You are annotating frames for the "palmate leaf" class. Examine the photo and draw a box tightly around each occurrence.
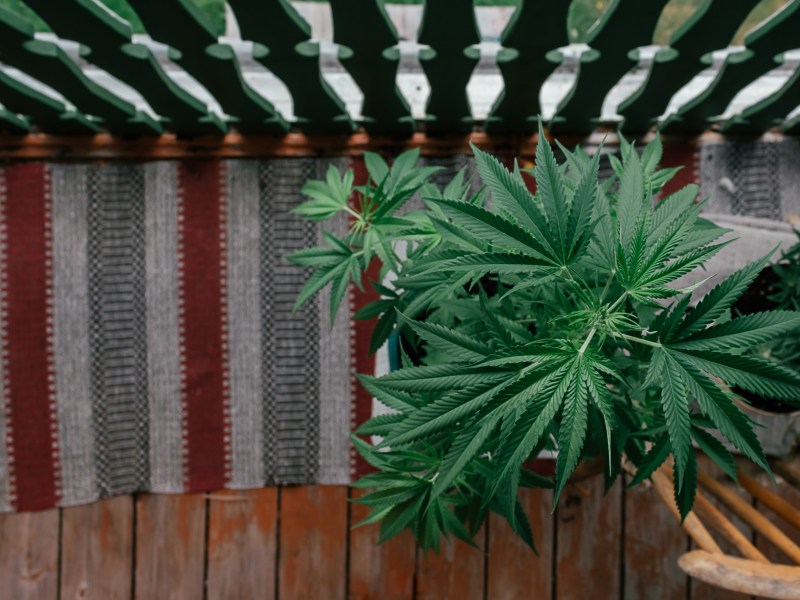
[410,252,558,277]
[357,373,418,412]
[671,311,800,351]
[431,198,558,263]
[365,363,511,394]
[491,358,579,516]
[673,451,698,521]
[535,120,571,261]
[586,184,616,271]
[383,378,517,446]
[627,434,670,487]
[378,492,427,543]
[469,143,546,241]
[355,412,406,436]
[670,349,800,402]
[649,184,700,243]
[433,360,580,497]
[554,369,589,501]
[634,210,711,288]
[397,312,492,362]
[292,255,356,321]
[675,253,774,339]
[431,410,504,499]
[616,145,645,250]
[386,355,572,450]
[691,423,737,482]
[661,352,768,471]
[564,142,601,263]
[630,241,729,297]
[292,166,354,221]
[648,347,692,486]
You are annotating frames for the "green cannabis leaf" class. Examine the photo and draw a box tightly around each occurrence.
[288,122,800,552]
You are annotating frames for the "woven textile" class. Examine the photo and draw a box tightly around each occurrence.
[0,158,358,512]
[699,138,800,220]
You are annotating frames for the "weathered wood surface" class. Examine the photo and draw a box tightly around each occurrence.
[135,493,206,600]
[207,489,278,600]
[279,486,348,600]
[487,488,554,600]
[60,496,134,600]
[0,470,798,600]
[349,488,416,600]
[555,477,623,599]
[0,508,59,600]
[624,478,688,600]
[416,526,486,600]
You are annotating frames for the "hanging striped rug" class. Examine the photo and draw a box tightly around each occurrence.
[0,158,366,513]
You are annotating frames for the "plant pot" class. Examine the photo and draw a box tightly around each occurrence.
[733,398,800,458]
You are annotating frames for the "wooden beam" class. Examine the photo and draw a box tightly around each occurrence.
[0,131,557,160]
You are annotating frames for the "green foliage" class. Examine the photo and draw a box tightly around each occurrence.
[288,123,800,552]
[741,231,800,378]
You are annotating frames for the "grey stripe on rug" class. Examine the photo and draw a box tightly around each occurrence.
[225,160,265,488]
[51,164,97,506]
[144,162,184,493]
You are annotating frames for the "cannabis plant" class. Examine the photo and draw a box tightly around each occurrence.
[288,125,800,552]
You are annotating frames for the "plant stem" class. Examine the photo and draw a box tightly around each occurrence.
[617,333,662,348]
[607,291,628,313]
[343,205,364,223]
[579,327,597,354]
[599,270,616,303]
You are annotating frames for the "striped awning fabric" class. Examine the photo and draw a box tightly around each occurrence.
[1,1,800,137]
[0,157,367,512]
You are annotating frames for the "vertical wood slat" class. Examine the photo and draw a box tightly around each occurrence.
[415,527,486,600]
[348,488,416,600]
[555,477,623,600]
[134,493,207,600]
[623,479,687,600]
[487,488,554,600]
[0,508,59,600]
[60,496,134,600]
[206,489,278,600]
[279,486,348,599]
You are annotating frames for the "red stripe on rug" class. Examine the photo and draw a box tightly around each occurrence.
[660,141,699,197]
[1,163,60,511]
[349,157,382,478]
[177,161,230,492]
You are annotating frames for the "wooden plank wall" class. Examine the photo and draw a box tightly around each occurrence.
[0,471,795,600]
